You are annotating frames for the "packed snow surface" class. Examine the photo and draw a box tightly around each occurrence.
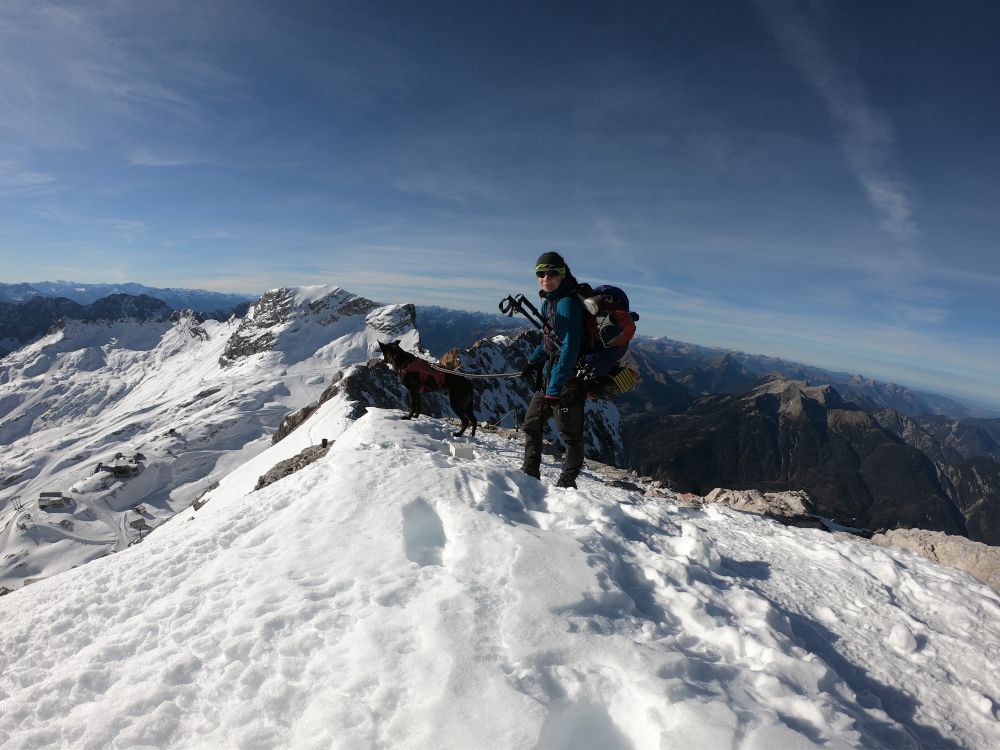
[2,409,999,749]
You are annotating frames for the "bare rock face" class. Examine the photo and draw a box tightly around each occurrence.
[365,304,418,339]
[702,488,814,519]
[870,529,1000,593]
[219,287,385,366]
[220,288,294,363]
[255,444,332,491]
[625,377,969,537]
[271,363,401,444]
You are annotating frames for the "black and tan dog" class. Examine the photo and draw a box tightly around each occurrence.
[377,340,477,437]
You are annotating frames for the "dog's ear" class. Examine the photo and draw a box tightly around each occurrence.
[393,340,401,346]
[377,340,388,354]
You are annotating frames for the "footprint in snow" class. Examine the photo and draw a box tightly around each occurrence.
[402,499,447,567]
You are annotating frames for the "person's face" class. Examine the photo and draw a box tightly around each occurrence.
[537,268,563,293]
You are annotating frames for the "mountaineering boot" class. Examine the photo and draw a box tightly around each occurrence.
[555,471,577,489]
[519,463,541,480]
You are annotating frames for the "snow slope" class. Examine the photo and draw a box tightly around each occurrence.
[0,288,424,591]
[1,406,997,749]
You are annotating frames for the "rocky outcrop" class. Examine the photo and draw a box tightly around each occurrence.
[870,529,1000,593]
[272,363,402,444]
[698,488,826,530]
[702,488,812,518]
[365,304,417,339]
[219,288,294,363]
[255,443,332,491]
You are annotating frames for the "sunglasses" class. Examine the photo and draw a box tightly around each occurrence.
[536,269,562,279]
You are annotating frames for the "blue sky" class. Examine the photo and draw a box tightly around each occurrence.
[1,1,998,409]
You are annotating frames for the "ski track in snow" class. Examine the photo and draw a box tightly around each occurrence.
[1,409,999,749]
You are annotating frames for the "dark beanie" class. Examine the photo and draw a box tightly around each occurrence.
[536,251,566,269]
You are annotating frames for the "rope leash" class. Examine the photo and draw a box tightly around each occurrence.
[427,362,523,379]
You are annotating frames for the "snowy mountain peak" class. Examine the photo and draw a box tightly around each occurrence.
[219,286,411,367]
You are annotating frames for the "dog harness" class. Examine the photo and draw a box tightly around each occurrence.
[402,358,447,392]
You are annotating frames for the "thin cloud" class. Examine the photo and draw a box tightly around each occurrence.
[109,219,146,244]
[0,1,247,148]
[128,149,207,168]
[0,160,58,196]
[754,0,918,240]
[390,170,500,206]
[191,229,235,240]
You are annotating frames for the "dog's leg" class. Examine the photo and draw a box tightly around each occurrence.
[408,379,421,420]
[448,379,475,437]
[467,395,477,438]
[400,376,418,420]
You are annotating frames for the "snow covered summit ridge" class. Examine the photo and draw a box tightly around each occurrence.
[219,286,421,366]
[0,286,424,592]
[2,407,998,749]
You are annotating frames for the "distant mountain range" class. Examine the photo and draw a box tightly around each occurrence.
[412,305,525,356]
[0,280,254,314]
[628,338,987,419]
[621,378,1000,545]
[0,282,255,358]
[2,282,998,551]
[1,281,989,420]
[2,282,999,599]
[0,294,178,357]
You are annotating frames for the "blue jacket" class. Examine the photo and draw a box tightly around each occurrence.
[528,283,584,398]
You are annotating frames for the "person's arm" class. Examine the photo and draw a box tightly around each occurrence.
[544,296,582,398]
[528,341,545,366]
[526,301,549,366]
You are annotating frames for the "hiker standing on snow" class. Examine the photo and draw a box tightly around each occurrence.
[519,252,587,489]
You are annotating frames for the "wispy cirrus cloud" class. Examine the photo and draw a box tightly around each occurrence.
[191,229,235,240]
[0,160,58,197]
[754,0,917,240]
[128,149,208,168]
[108,219,146,244]
[0,1,247,149]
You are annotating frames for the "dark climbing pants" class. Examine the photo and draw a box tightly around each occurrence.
[522,385,586,481]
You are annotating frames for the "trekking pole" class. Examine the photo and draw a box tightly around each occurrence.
[498,294,563,348]
[489,406,519,428]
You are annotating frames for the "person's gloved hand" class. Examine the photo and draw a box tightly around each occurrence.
[545,393,570,413]
[555,381,584,412]
[521,362,537,379]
